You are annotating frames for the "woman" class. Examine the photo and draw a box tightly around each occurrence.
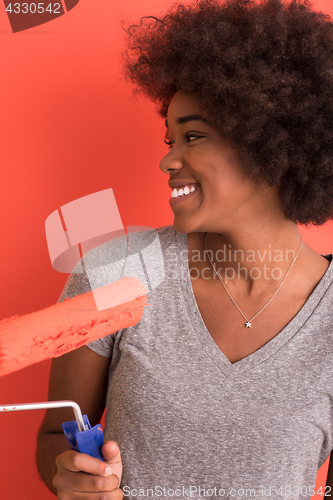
[37,0,333,498]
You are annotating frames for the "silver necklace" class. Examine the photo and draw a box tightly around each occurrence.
[204,233,303,328]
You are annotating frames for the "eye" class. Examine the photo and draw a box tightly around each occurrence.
[186,134,202,143]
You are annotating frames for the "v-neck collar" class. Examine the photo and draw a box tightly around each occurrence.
[175,228,333,378]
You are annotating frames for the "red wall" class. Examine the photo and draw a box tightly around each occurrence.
[0,0,332,498]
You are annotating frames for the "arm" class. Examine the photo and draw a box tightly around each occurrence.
[36,345,111,495]
[325,452,333,499]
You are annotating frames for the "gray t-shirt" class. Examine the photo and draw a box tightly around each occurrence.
[57,225,333,500]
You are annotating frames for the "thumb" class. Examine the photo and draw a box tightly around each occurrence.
[101,440,123,487]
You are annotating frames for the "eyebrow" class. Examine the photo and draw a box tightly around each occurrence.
[165,114,212,128]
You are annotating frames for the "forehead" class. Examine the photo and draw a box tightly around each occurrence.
[166,90,203,121]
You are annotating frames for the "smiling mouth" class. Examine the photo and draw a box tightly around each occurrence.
[169,185,201,207]
[171,184,201,199]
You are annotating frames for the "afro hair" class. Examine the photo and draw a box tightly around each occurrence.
[121,0,333,225]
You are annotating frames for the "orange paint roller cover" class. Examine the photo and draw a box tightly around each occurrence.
[0,276,149,377]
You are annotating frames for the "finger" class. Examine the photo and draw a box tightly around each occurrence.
[101,441,121,463]
[63,488,123,499]
[56,450,114,477]
[101,441,123,487]
[53,468,120,493]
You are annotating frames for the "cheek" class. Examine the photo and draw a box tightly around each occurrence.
[205,170,236,195]
[203,176,250,210]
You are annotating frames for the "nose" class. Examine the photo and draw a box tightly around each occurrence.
[159,150,184,174]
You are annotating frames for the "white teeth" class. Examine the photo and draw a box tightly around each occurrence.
[171,185,200,198]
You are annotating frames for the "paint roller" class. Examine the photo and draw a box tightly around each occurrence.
[0,401,105,460]
[0,278,149,377]
[0,401,104,462]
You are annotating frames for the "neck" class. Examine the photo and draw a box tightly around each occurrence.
[195,220,304,295]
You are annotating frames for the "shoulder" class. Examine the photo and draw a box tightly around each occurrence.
[85,224,176,258]
[57,225,178,303]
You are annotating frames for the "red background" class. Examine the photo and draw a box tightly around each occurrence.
[0,0,332,498]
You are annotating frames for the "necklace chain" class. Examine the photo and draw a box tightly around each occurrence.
[203,234,303,328]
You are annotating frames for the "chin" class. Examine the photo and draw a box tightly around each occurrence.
[172,216,200,235]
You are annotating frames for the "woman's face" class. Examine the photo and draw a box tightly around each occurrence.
[159,90,279,235]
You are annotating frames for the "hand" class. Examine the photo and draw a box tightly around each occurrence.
[53,440,123,499]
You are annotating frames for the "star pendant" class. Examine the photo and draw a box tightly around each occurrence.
[245,321,252,328]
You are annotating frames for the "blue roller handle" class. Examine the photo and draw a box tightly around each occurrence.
[62,415,104,461]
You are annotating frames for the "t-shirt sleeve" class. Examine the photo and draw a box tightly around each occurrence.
[56,260,115,357]
[56,228,162,358]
